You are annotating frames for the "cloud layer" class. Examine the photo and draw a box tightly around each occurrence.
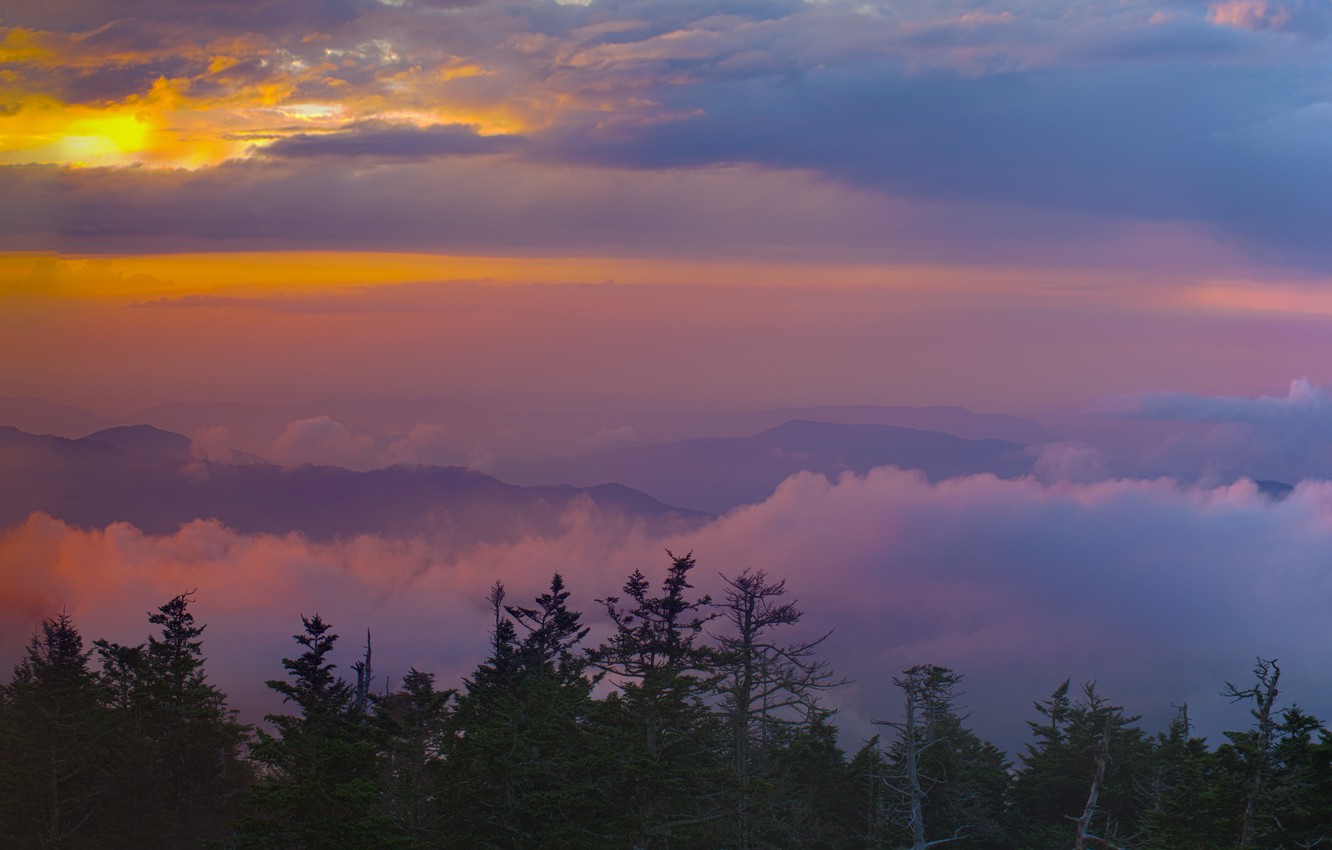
[5,0,1332,268]
[4,466,1329,752]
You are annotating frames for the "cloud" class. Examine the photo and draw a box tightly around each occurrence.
[268,416,460,469]
[3,467,1330,753]
[1062,379,1332,484]
[258,122,525,160]
[379,422,457,466]
[271,416,382,467]
[1126,376,1332,425]
[1031,441,1110,484]
[1208,1,1331,37]
[6,0,1332,267]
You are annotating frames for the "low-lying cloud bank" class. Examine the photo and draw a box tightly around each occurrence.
[2,467,1328,752]
[1079,378,1332,483]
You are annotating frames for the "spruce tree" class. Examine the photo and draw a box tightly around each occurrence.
[1010,681,1150,850]
[377,668,453,847]
[0,613,114,850]
[145,592,249,845]
[237,614,401,850]
[587,552,722,849]
[875,665,1009,850]
[441,576,610,849]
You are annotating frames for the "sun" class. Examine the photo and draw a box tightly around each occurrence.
[0,101,152,167]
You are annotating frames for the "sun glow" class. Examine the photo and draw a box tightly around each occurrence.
[0,100,152,167]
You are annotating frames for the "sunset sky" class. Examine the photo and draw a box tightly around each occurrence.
[3,0,1332,410]
[5,0,1332,747]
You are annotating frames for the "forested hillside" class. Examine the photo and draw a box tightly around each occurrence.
[2,555,1328,850]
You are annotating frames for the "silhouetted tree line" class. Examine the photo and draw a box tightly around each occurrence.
[2,554,1330,849]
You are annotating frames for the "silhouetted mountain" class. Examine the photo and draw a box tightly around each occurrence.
[0,397,115,437]
[84,425,193,459]
[0,425,122,460]
[747,405,1057,444]
[112,397,1057,466]
[496,419,1034,513]
[0,427,706,542]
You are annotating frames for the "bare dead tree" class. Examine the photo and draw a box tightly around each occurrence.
[710,569,848,850]
[1224,658,1281,850]
[352,629,373,716]
[874,665,971,850]
[1074,714,1113,850]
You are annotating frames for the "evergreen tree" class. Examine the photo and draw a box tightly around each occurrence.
[588,551,722,849]
[237,614,401,850]
[1139,705,1239,850]
[1264,705,1332,850]
[87,593,248,848]
[875,665,1009,850]
[91,634,165,849]
[1222,658,1283,849]
[0,613,113,850]
[762,709,861,850]
[441,577,611,849]
[377,668,453,848]
[145,592,249,845]
[1010,681,1150,850]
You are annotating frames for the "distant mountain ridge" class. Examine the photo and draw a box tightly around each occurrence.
[1,395,1057,466]
[745,405,1057,444]
[0,398,115,437]
[496,419,1035,513]
[0,426,706,543]
[84,425,193,459]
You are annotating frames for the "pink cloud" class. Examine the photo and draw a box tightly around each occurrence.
[1208,1,1291,30]
[2,469,1330,750]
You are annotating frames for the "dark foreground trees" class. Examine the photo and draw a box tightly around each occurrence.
[439,575,611,849]
[237,614,399,850]
[588,551,722,848]
[0,597,247,850]
[2,564,1330,850]
[873,665,1010,850]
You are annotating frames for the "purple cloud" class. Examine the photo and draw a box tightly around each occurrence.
[3,467,1330,753]
[258,122,524,159]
